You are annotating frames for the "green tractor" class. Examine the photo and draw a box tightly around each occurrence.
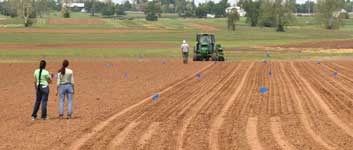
[193,33,225,61]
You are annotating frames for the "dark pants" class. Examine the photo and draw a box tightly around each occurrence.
[32,86,49,119]
[182,52,189,64]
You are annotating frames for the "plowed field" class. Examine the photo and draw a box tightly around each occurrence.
[1,60,353,150]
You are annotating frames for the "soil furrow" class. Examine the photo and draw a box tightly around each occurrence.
[69,63,214,150]
[107,121,140,150]
[137,122,160,149]
[176,63,243,150]
[270,117,297,150]
[209,62,255,150]
[101,63,236,150]
[291,62,353,140]
[283,62,336,150]
[246,117,264,150]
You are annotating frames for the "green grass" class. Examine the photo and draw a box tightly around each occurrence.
[0,48,178,57]
[0,13,353,62]
[1,48,351,62]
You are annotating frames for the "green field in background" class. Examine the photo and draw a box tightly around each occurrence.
[0,12,353,61]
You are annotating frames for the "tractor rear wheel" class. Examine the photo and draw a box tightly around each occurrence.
[193,55,197,61]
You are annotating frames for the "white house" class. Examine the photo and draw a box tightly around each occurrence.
[226,6,246,17]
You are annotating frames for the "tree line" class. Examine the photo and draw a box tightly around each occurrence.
[0,0,351,31]
[238,0,351,31]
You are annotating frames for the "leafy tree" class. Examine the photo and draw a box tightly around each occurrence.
[316,0,345,29]
[33,0,50,18]
[102,2,115,17]
[295,1,315,13]
[183,2,195,17]
[116,4,126,16]
[217,0,230,17]
[240,0,261,26]
[227,8,240,31]
[195,3,208,18]
[61,0,71,18]
[344,0,353,12]
[176,0,187,16]
[144,1,161,21]
[123,0,132,11]
[258,0,294,32]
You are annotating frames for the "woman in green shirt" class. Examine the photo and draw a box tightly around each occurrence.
[31,60,52,120]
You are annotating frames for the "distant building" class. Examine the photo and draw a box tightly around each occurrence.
[64,3,85,8]
[226,6,246,17]
[207,14,215,18]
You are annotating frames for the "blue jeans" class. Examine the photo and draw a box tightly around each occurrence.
[59,84,74,116]
[32,86,49,119]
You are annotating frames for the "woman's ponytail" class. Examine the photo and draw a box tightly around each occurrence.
[59,59,69,75]
[37,60,46,92]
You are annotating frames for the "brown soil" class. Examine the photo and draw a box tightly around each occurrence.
[0,43,175,50]
[48,19,105,25]
[1,60,353,150]
[0,28,173,34]
[189,23,219,31]
[276,39,353,49]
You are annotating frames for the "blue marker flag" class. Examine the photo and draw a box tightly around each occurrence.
[152,94,159,101]
[317,61,321,64]
[196,73,201,79]
[333,71,338,77]
[124,72,128,78]
[260,87,268,94]
[269,71,272,76]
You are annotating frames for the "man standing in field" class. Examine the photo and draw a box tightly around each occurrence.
[181,40,190,64]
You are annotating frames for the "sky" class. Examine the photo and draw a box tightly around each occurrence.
[110,0,316,5]
[0,0,315,5]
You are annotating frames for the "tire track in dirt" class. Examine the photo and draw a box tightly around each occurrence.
[107,121,140,150]
[246,117,264,150]
[136,122,160,149]
[282,62,336,150]
[270,117,297,150]
[291,62,353,138]
[69,63,213,150]
[176,63,243,150]
[209,62,255,150]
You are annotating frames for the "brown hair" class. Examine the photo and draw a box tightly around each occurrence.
[59,59,69,75]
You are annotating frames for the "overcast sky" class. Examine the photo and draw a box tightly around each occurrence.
[111,0,316,5]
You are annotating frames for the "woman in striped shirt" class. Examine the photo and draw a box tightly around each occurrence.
[56,60,75,119]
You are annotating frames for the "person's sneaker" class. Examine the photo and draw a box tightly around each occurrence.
[41,116,50,120]
[67,115,72,119]
[31,117,36,121]
[59,115,64,119]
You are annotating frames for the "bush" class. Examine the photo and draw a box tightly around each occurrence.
[62,7,71,18]
[144,1,161,21]
[102,5,115,17]
[63,11,70,18]
[24,19,33,27]
[146,13,158,21]
[340,12,350,19]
